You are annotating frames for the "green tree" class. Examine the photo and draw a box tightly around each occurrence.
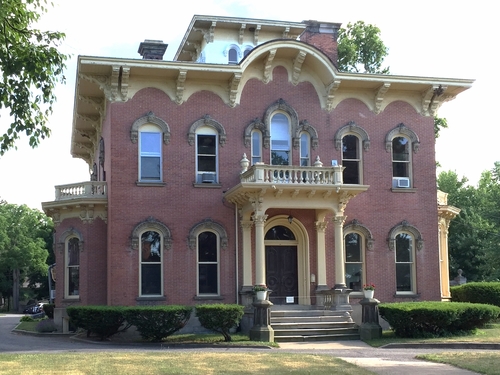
[337,21,390,74]
[0,202,52,311]
[0,0,68,155]
[434,116,448,139]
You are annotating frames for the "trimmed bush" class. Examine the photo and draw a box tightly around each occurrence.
[451,282,500,307]
[123,306,192,342]
[20,315,35,322]
[43,304,55,319]
[67,306,129,340]
[36,319,57,333]
[196,304,244,342]
[379,301,500,338]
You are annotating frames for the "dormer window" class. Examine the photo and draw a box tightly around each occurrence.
[228,47,238,64]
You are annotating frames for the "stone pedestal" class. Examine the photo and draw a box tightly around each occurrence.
[249,299,274,342]
[359,297,382,340]
[332,285,353,312]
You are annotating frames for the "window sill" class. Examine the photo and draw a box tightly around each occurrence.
[62,297,80,302]
[136,181,166,187]
[194,295,224,300]
[391,188,417,193]
[393,293,420,299]
[193,183,222,188]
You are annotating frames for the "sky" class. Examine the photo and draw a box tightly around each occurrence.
[0,0,497,210]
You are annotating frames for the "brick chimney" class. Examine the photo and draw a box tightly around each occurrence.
[299,21,341,64]
[138,40,168,60]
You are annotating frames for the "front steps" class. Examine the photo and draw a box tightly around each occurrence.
[270,307,360,342]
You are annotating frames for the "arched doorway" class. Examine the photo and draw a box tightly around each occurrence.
[264,216,310,305]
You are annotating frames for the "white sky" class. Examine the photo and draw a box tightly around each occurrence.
[0,0,497,210]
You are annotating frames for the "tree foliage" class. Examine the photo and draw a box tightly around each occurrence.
[0,0,68,155]
[337,21,390,74]
[0,201,52,309]
[438,162,500,281]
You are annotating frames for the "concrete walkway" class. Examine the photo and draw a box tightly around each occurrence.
[278,340,481,374]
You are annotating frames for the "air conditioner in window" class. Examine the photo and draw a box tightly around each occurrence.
[393,177,410,188]
[201,173,216,183]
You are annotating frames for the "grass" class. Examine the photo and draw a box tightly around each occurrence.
[417,352,500,375]
[0,352,376,375]
[364,323,500,347]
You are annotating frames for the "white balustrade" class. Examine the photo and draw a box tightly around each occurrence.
[240,164,344,185]
[54,181,107,201]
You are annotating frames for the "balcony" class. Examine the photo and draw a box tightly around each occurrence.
[42,181,108,224]
[224,159,369,212]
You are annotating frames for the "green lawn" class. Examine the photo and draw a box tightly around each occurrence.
[0,352,376,375]
[417,352,500,375]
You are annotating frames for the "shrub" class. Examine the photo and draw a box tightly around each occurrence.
[451,282,500,307]
[36,319,57,333]
[196,304,244,342]
[123,306,192,342]
[66,306,129,340]
[20,315,34,322]
[43,304,55,319]
[379,301,500,338]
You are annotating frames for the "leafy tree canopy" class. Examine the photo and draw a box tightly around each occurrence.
[0,0,68,156]
[337,20,390,74]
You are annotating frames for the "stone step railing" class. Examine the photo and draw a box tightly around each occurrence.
[54,181,107,201]
[240,163,344,185]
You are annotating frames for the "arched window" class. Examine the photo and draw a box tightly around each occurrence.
[140,230,163,296]
[251,130,262,164]
[139,124,162,182]
[196,126,218,183]
[66,237,80,298]
[386,123,419,189]
[300,132,310,166]
[197,231,219,295]
[228,47,238,64]
[270,113,291,165]
[342,135,361,184]
[344,232,364,292]
[394,232,415,293]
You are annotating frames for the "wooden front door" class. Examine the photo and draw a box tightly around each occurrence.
[265,246,298,304]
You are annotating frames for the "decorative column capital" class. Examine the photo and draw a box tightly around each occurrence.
[333,215,347,226]
[314,220,328,232]
[252,214,268,225]
[240,220,254,230]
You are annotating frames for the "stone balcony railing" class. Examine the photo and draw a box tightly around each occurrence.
[240,159,344,186]
[54,181,107,201]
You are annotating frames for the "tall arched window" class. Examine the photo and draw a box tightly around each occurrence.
[344,232,364,292]
[139,124,162,182]
[197,231,219,295]
[228,47,238,64]
[392,136,411,187]
[395,232,415,293]
[66,237,80,299]
[270,113,291,165]
[140,230,163,296]
[342,135,361,184]
[300,133,310,166]
[196,126,218,183]
[251,130,262,164]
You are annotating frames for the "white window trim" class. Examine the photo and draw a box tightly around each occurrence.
[139,124,162,182]
[195,126,218,184]
[65,237,80,299]
[139,230,164,297]
[196,231,220,296]
[344,231,365,295]
[342,134,363,184]
[394,231,416,295]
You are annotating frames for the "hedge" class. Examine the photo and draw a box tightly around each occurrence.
[451,282,500,307]
[379,301,500,338]
[123,305,192,342]
[196,304,244,342]
[66,306,129,340]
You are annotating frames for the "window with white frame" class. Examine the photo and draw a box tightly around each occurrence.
[140,230,163,296]
[65,237,80,298]
[196,126,218,183]
[392,136,411,187]
[270,113,291,165]
[395,232,415,293]
[139,124,162,182]
[251,130,262,164]
[300,133,310,166]
[197,231,219,295]
[342,134,361,184]
[344,232,364,292]
[228,47,238,64]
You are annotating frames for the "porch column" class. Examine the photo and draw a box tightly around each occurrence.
[314,220,328,287]
[252,214,268,286]
[333,214,347,287]
[241,220,254,287]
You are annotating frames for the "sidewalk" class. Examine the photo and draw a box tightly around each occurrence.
[278,340,481,375]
